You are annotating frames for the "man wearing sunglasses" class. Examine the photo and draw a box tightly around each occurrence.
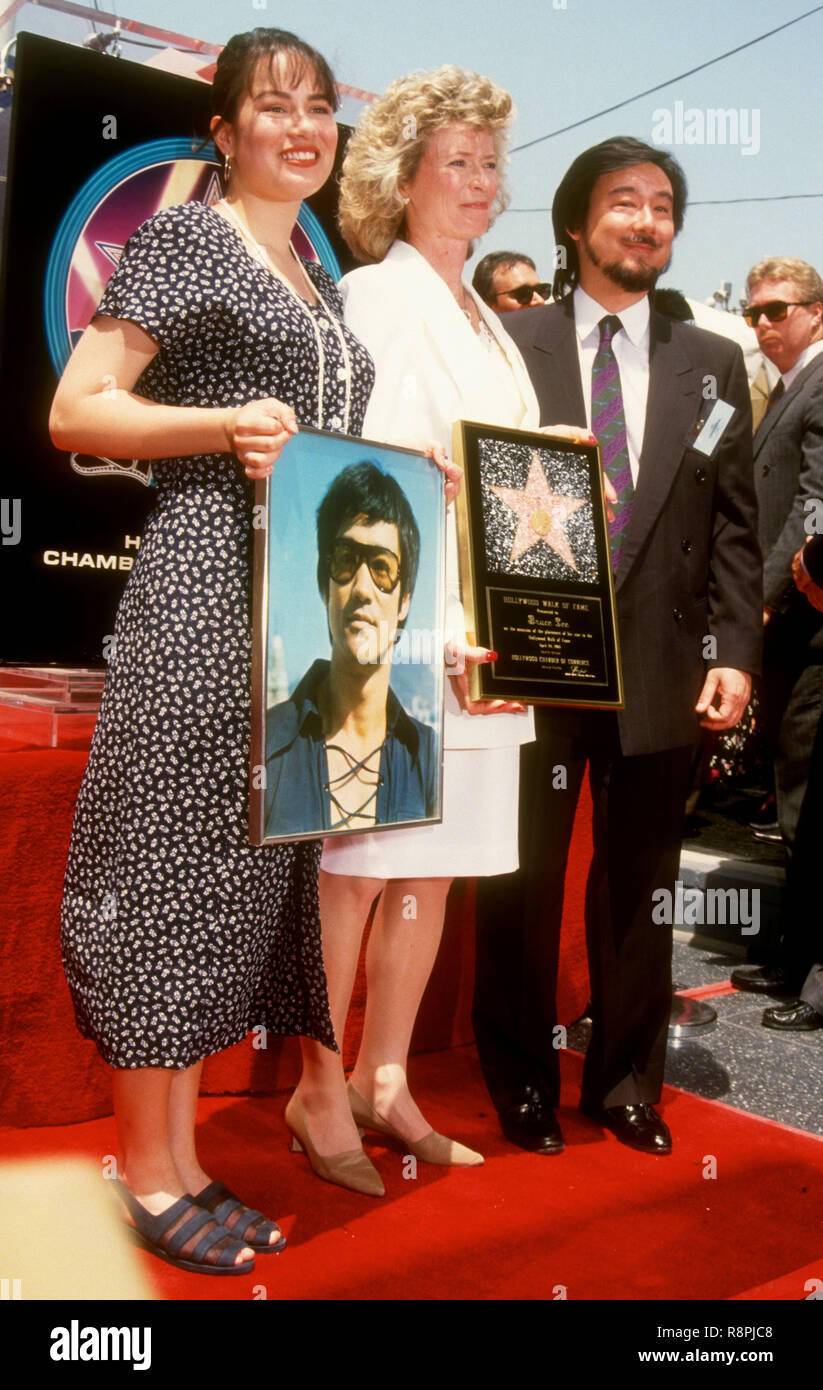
[472,251,551,313]
[760,535,823,1033]
[264,460,437,839]
[730,258,823,1000]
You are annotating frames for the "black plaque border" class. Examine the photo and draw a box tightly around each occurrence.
[0,33,356,668]
[453,419,624,707]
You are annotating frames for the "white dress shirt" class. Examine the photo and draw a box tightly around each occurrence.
[573,285,651,485]
[781,337,823,392]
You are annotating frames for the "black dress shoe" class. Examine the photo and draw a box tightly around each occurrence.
[499,1086,564,1154]
[581,1103,672,1155]
[748,801,777,830]
[730,963,792,995]
[762,999,823,1031]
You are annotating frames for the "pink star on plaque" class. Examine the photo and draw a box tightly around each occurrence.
[490,452,587,570]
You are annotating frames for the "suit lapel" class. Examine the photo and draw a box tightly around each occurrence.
[469,288,539,425]
[615,313,701,590]
[528,300,588,425]
[529,305,700,592]
[753,351,823,458]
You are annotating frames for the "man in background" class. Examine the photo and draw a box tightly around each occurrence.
[762,535,823,1032]
[731,258,823,999]
[472,251,550,313]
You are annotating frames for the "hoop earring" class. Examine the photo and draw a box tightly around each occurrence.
[223,154,232,186]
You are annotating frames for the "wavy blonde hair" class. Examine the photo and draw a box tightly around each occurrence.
[747,256,823,305]
[338,65,513,264]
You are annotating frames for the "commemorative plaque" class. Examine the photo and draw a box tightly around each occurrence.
[453,421,623,707]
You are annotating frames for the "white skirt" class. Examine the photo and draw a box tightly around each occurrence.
[320,744,521,879]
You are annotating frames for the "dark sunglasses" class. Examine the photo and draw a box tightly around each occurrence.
[328,538,401,594]
[742,299,815,326]
[497,281,552,306]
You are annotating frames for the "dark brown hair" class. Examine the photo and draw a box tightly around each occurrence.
[472,251,536,304]
[211,27,338,127]
[552,136,687,299]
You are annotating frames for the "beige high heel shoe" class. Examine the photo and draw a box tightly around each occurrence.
[284,1094,385,1197]
[347,1082,484,1166]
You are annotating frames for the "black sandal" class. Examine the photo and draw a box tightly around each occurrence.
[193,1180,286,1254]
[113,1180,255,1276]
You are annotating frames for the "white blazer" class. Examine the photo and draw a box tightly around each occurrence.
[341,240,539,750]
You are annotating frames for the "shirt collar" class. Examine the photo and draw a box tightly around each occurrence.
[274,658,421,754]
[781,338,823,391]
[573,284,650,347]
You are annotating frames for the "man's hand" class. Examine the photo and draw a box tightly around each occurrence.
[424,441,462,505]
[538,426,617,519]
[601,471,617,522]
[695,667,752,730]
[792,543,823,612]
[446,641,527,716]
[539,424,597,445]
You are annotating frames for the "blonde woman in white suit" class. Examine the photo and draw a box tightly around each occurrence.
[285,67,552,1191]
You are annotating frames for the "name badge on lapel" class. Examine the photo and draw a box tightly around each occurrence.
[688,399,736,457]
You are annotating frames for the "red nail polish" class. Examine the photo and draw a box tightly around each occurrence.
[486,651,498,662]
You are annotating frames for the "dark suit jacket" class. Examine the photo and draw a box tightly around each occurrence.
[506,297,762,756]
[753,350,823,653]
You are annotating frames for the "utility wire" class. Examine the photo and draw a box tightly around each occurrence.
[117,35,201,51]
[690,193,823,206]
[511,4,823,152]
[507,192,823,212]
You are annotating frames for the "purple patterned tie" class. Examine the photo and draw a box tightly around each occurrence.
[591,314,634,572]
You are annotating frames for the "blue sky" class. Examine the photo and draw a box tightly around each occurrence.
[9,0,823,305]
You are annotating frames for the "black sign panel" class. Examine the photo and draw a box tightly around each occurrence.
[0,33,353,666]
[454,420,624,707]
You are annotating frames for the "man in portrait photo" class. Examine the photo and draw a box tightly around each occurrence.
[264,461,438,839]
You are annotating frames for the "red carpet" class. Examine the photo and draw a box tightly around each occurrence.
[3,1046,821,1302]
[0,742,592,1126]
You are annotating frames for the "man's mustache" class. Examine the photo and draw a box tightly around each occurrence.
[343,606,378,627]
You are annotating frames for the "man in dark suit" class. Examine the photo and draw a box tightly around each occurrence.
[730,259,823,1000]
[472,251,550,313]
[762,535,823,1032]
[473,136,762,1156]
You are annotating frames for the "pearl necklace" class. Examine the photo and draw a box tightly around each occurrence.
[457,284,489,338]
[457,285,474,322]
[215,199,352,433]
[454,280,503,353]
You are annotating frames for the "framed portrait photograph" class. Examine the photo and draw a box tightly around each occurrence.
[453,420,624,708]
[250,428,447,845]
